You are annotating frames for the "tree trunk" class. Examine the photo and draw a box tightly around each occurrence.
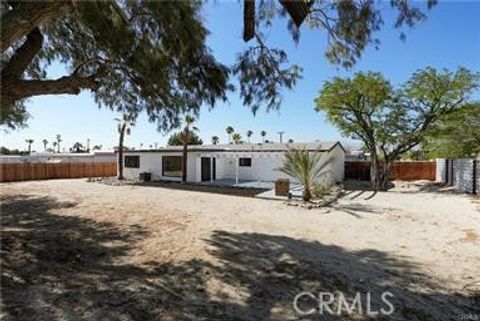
[118,124,126,180]
[377,159,392,191]
[369,149,381,191]
[181,141,188,183]
[1,2,73,53]
[303,186,312,202]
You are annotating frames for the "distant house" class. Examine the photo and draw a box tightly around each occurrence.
[121,141,345,185]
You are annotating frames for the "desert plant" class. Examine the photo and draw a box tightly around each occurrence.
[279,148,332,202]
[115,113,136,180]
[226,126,234,143]
[246,130,253,143]
[232,133,242,144]
[25,139,34,154]
[260,130,267,143]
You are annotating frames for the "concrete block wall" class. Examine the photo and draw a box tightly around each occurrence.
[437,158,479,194]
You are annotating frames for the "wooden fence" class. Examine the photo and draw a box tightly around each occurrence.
[345,161,436,181]
[0,162,117,182]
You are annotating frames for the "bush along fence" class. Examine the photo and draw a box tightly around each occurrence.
[436,158,479,195]
[345,161,436,181]
[0,161,117,182]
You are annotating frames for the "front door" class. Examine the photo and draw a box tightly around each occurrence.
[201,157,216,181]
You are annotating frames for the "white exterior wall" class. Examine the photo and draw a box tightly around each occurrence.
[122,144,345,185]
[210,144,345,185]
[435,158,446,183]
[122,152,198,182]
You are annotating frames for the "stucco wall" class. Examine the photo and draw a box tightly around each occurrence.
[122,152,197,181]
[122,145,346,185]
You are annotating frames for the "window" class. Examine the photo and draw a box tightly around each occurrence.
[162,156,182,177]
[239,157,252,167]
[125,155,140,168]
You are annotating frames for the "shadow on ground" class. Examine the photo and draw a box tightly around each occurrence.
[1,194,478,320]
[132,180,268,198]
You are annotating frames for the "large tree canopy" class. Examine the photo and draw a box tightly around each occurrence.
[423,103,480,158]
[315,67,479,190]
[1,1,436,129]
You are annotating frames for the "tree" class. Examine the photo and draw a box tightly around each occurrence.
[211,136,219,145]
[55,134,62,153]
[279,148,332,202]
[42,139,48,151]
[92,145,102,151]
[423,103,480,158]
[86,138,90,152]
[232,133,243,144]
[315,68,479,191]
[115,113,135,180]
[1,1,436,129]
[25,139,34,154]
[168,132,203,146]
[246,130,253,143]
[70,142,86,153]
[288,139,294,143]
[260,130,267,143]
[179,115,198,183]
[226,126,235,144]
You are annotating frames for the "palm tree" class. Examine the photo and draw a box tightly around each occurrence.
[246,130,253,143]
[55,134,62,153]
[180,115,198,183]
[232,133,242,144]
[53,141,58,152]
[260,130,267,143]
[278,148,332,202]
[211,136,219,145]
[226,126,234,144]
[25,139,34,154]
[115,113,136,180]
[42,139,48,151]
[86,138,91,152]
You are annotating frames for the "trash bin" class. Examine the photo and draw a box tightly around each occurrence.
[139,172,151,182]
[275,178,290,196]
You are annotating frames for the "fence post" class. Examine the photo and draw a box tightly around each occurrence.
[445,159,449,184]
[473,159,477,195]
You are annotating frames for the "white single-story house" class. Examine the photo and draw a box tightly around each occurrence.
[120,141,345,186]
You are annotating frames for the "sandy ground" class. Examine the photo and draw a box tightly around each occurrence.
[1,179,479,321]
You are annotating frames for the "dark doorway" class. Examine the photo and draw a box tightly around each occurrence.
[201,157,216,181]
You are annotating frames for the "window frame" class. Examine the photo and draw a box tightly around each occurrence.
[239,157,252,167]
[162,155,183,177]
[124,155,140,168]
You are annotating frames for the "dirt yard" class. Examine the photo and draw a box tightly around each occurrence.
[1,179,479,321]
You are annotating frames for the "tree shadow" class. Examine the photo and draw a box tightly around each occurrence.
[1,195,478,320]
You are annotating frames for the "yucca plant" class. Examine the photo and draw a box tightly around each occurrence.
[279,148,332,202]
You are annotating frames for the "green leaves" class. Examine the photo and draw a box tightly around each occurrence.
[423,103,480,158]
[279,148,332,201]
[315,67,479,159]
[233,45,302,114]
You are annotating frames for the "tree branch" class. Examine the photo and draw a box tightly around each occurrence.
[1,1,73,53]
[2,74,99,109]
[2,28,43,80]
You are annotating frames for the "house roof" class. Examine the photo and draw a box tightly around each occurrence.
[123,141,345,153]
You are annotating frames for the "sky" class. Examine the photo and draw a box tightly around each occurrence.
[2,1,480,152]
